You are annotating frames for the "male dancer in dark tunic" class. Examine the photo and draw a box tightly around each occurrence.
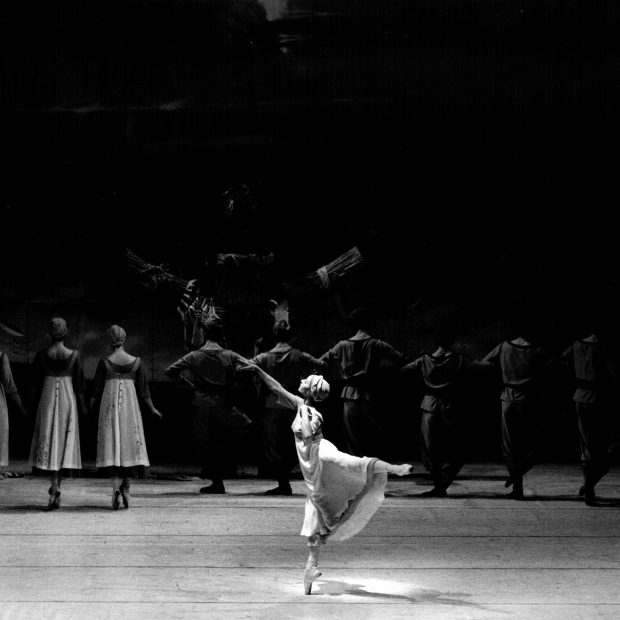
[401,324,466,497]
[320,308,407,457]
[250,320,326,495]
[165,318,249,494]
[560,324,618,505]
[480,318,549,499]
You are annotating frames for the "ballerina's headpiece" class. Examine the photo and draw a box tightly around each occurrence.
[305,374,330,402]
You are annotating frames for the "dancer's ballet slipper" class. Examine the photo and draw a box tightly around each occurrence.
[304,567,322,595]
[47,487,61,511]
[112,489,121,511]
[394,464,414,476]
[120,485,130,508]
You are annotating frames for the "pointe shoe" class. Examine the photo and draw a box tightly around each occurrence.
[584,488,596,506]
[399,464,414,476]
[578,485,585,497]
[504,476,513,488]
[392,464,414,476]
[112,490,121,510]
[120,485,130,509]
[304,567,322,595]
[47,487,61,511]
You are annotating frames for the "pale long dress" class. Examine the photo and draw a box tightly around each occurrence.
[0,351,20,467]
[286,393,387,543]
[29,350,83,471]
[95,357,150,469]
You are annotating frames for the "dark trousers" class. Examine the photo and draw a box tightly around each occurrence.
[192,405,229,483]
[501,399,540,486]
[420,410,465,489]
[342,398,383,457]
[260,407,297,483]
[576,401,610,491]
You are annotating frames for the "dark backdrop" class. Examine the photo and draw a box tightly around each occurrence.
[1,0,618,468]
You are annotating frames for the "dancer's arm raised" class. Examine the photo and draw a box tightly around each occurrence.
[244,362,302,410]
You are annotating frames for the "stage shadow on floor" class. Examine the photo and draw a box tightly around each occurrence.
[314,580,497,612]
[0,504,115,513]
[385,489,586,501]
[521,494,590,503]
[588,498,620,508]
[450,475,512,482]
[132,491,304,498]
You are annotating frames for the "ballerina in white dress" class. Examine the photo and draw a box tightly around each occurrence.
[250,366,413,595]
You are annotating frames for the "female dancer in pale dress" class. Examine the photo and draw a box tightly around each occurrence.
[29,317,86,510]
[0,350,28,477]
[91,325,163,509]
[250,366,413,595]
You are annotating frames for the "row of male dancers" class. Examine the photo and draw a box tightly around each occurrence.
[1,308,616,509]
[178,304,618,506]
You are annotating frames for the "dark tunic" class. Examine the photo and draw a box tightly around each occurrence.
[320,336,406,457]
[404,351,466,487]
[320,337,406,400]
[561,339,614,487]
[251,343,326,480]
[165,341,249,480]
[251,343,326,409]
[483,341,549,482]
[407,351,465,412]
[483,341,548,402]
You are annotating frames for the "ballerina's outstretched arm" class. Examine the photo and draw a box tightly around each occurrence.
[242,361,303,411]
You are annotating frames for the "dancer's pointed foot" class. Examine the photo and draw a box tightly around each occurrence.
[419,487,447,497]
[578,485,585,497]
[393,464,414,476]
[304,567,322,595]
[504,476,513,488]
[264,484,292,496]
[120,485,130,508]
[112,490,121,510]
[584,488,596,506]
[199,483,225,494]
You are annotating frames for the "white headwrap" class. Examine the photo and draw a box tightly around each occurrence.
[305,374,330,402]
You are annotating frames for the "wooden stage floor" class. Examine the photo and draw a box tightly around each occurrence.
[0,463,619,619]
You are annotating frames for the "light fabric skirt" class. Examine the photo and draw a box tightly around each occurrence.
[297,437,387,542]
[29,377,82,471]
[96,379,149,468]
